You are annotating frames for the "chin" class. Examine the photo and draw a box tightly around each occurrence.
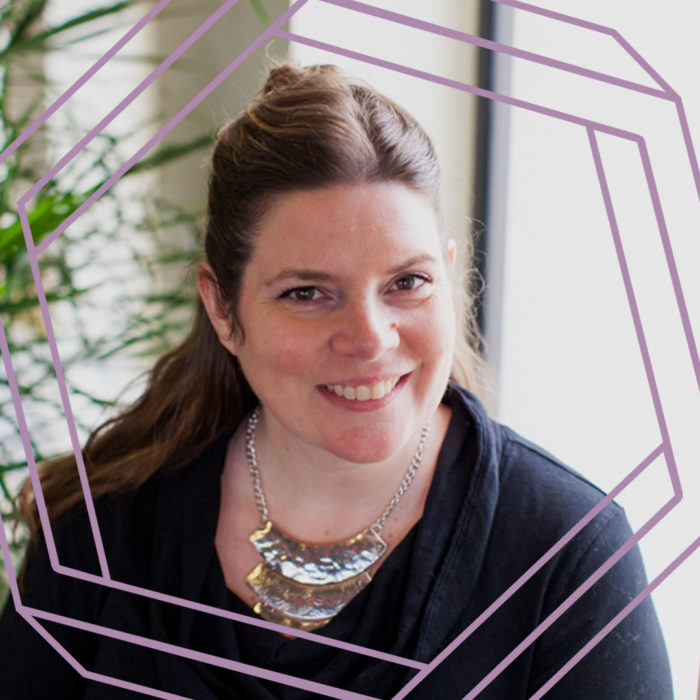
[323,425,411,465]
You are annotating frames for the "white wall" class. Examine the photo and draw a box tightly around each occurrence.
[289,0,482,254]
[13,0,696,694]
[292,1,699,695]
[489,2,700,697]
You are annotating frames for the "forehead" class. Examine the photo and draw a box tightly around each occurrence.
[249,182,442,272]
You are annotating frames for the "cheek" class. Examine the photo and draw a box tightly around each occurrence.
[410,298,456,361]
[241,316,323,381]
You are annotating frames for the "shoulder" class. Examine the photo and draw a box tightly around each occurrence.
[428,386,672,697]
[440,384,641,618]
[497,426,623,538]
[445,384,623,545]
[24,429,232,589]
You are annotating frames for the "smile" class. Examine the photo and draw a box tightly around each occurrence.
[324,377,400,401]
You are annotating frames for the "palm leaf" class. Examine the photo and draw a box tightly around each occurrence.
[248,0,271,24]
[0,1,134,59]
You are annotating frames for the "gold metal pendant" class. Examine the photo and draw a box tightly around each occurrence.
[252,600,328,632]
[245,521,385,630]
[249,520,386,584]
[246,561,372,631]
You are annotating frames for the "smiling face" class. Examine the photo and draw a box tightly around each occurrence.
[201,182,456,465]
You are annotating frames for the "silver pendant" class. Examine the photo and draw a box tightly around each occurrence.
[243,407,430,631]
[249,520,386,584]
[246,561,372,631]
[245,520,385,630]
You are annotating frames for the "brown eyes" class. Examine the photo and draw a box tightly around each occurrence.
[391,273,431,291]
[280,274,432,303]
[281,287,323,302]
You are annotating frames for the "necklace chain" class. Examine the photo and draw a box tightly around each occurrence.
[245,406,431,533]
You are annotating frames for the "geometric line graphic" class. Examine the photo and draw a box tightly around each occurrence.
[527,537,699,699]
[0,0,175,167]
[13,0,314,589]
[1,0,697,697]
[280,13,692,690]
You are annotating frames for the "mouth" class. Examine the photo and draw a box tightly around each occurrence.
[321,375,405,402]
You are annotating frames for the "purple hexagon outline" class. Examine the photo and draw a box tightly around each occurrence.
[0,0,697,697]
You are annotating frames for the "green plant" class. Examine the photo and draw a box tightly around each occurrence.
[0,0,278,606]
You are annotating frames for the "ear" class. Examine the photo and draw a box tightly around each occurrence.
[197,263,238,355]
[447,238,457,267]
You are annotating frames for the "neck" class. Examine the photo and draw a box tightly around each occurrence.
[245,405,449,541]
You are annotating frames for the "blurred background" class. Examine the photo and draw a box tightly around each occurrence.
[1,0,698,696]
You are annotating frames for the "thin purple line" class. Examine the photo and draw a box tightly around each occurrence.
[11,3,423,676]
[42,565,425,670]
[320,0,670,100]
[276,30,643,144]
[19,0,243,211]
[52,565,424,669]
[19,612,89,677]
[492,0,700,202]
[0,315,64,572]
[3,2,693,696]
[25,608,377,700]
[1,498,408,694]
[464,494,680,698]
[0,495,20,608]
[636,136,700,398]
[608,30,674,93]
[327,0,700,205]
[491,0,677,94]
[32,0,309,257]
[1,307,423,666]
[491,0,619,37]
[18,218,111,579]
[0,491,422,672]
[25,0,312,596]
[11,24,679,687]
[490,0,700,265]
[390,444,664,699]
[0,0,174,166]
[20,613,191,700]
[587,129,682,499]
[674,98,700,208]
[449,127,690,698]
[1,0,431,674]
[529,536,700,699]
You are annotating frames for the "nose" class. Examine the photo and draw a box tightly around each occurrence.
[329,297,399,359]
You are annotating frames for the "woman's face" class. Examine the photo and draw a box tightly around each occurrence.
[205,182,456,464]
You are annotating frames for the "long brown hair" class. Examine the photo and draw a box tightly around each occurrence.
[19,63,487,544]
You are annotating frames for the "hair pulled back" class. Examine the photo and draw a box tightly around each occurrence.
[19,64,482,549]
[206,63,442,339]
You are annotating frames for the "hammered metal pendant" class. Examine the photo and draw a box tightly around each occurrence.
[249,520,386,584]
[246,561,372,631]
[245,521,385,630]
[252,600,330,632]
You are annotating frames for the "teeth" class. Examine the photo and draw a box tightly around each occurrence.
[326,377,400,401]
[356,385,371,401]
[370,382,385,400]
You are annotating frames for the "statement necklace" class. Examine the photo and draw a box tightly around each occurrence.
[244,406,431,631]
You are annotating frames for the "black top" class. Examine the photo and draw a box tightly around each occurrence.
[0,386,672,698]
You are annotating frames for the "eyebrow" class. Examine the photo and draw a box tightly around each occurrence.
[263,269,334,287]
[388,254,439,274]
[263,254,440,288]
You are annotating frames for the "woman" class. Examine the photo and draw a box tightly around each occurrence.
[0,64,671,698]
